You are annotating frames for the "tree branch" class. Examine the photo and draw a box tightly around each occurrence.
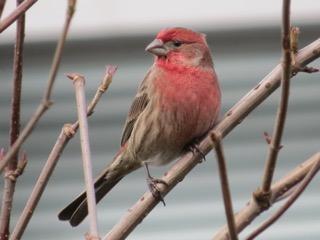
[213,153,320,240]
[0,0,37,33]
[261,0,292,195]
[211,133,238,240]
[104,38,320,240]
[44,0,76,101]
[0,0,25,238]
[69,73,100,239]
[245,154,320,239]
[9,66,116,240]
[0,0,77,173]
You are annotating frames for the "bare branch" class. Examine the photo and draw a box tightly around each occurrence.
[290,26,300,64]
[87,66,117,116]
[0,0,25,238]
[104,39,320,240]
[69,73,100,239]
[213,153,320,240]
[210,132,238,240]
[261,0,292,196]
[9,66,116,240]
[289,27,319,73]
[245,154,320,240]
[0,0,77,173]
[0,0,37,33]
[44,0,76,101]
[294,65,319,73]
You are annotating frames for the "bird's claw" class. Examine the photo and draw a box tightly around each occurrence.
[147,177,168,206]
[188,144,206,162]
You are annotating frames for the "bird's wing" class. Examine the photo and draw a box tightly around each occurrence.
[120,70,151,146]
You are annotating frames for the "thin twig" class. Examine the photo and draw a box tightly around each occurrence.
[261,0,292,197]
[213,153,320,240]
[0,0,6,19]
[0,0,37,33]
[245,154,320,240]
[104,39,320,240]
[210,133,238,240]
[0,0,25,238]
[44,0,76,101]
[290,26,300,65]
[9,66,116,240]
[0,0,76,173]
[69,73,100,239]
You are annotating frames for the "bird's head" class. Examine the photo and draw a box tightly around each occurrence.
[145,27,213,68]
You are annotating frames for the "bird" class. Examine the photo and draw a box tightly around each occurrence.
[58,27,221,226]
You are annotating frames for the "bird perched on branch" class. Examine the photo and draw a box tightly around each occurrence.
[58,27,221,226]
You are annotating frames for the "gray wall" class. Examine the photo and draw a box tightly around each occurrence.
[0,25,319,239]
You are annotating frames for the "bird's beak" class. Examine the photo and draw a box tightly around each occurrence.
[145,39,168,56]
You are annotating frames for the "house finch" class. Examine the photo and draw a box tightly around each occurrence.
[58,27,221,226]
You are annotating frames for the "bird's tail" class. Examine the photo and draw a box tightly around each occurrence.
[58,150,139,227]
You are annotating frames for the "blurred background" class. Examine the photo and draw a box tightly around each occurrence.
[0,0,320,239]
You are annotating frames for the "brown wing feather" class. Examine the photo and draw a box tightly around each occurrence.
[120,71,151,146]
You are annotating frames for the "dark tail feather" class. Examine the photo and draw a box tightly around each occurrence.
[58,174,122,226]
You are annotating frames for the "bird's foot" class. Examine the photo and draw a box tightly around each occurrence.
[188,143,206,163]
[147,176,168,206]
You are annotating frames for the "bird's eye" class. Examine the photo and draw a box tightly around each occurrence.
[173,41,182,47]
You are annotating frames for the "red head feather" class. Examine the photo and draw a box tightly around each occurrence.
[156,27,206,44]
